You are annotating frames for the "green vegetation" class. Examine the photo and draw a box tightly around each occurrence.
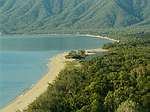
[0,0,150,34]
[24,35,150,112]
[1,1,150,111]
[65,50,86,59]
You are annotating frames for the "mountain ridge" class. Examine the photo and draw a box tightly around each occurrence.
[0,0,150,34]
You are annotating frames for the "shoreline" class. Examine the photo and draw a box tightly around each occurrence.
[1,48,107,112]
[79,34,119,42]
[1,52,69,112]
[0,33,119,42]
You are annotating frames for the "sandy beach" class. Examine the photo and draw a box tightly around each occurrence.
[80,34,120,42]
[1,52,69,112]
[1,48,107,112]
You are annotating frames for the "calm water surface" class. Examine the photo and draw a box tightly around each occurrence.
[0,35,112,108]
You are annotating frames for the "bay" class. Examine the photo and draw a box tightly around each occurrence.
[0,34,112,108]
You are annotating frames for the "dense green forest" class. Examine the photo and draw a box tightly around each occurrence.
[24,35,150,112]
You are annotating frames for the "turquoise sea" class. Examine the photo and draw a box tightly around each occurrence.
[0,35,112,108]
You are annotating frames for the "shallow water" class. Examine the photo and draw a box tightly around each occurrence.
[0,34,112,108]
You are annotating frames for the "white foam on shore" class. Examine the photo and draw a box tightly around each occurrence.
[47,33,120,42]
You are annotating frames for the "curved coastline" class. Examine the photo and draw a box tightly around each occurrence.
[0,33,119,42]
[0,35,117,112]
[1,52,70,112]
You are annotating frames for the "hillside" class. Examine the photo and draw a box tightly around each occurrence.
[0,0,150,34]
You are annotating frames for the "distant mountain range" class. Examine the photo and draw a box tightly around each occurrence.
[0,0,150,34]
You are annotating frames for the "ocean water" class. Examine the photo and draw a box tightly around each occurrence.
[0,35,112,108]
